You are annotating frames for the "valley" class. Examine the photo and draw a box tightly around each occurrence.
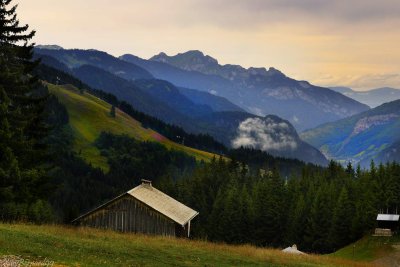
[301,100,400,166]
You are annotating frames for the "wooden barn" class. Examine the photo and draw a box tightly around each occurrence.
[72,180,198,237]
[374,214,399,236]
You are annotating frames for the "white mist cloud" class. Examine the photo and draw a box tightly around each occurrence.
[209,89,218,95]
[232,118,298,151]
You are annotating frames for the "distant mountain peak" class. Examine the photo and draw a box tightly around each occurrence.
[267,67,286,77]
[150,50,219,68]
[35,44,64,50]
[331,86,400,107]
[150,50,290,81]
[182,50,205,56]
[374,87,400,92]
[151,52,168,61]
[248,67,268,76]
[181,50,218,65]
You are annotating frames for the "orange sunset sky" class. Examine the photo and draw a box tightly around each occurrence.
[19,0,400,90]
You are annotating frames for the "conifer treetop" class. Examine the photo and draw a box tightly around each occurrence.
[0,0,35,44]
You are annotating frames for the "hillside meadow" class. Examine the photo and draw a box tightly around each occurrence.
[48,83,218,171]
[332,234,400,266]
[0,223,376,267]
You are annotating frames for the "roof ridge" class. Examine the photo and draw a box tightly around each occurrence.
[127,184,198,226]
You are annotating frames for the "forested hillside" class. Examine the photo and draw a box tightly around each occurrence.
[41,85,396,253]
[157,159,399,253]
[47,83,218,169]
[43,93,400,253]
[34,64,227,155]
[31,62,400,255]
[40,81,320,223]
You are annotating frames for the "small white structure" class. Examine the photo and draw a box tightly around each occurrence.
[282,244,306,255]
[377,214,400,222]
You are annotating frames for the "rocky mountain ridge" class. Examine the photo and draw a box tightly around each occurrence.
[147,50,370,130]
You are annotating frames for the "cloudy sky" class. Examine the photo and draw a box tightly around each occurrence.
[18,0,400,90]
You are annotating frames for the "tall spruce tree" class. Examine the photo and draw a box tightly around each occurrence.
[0,0,51,221]
[329,187,353,250]
[305,186,333,253]
[110,105,116,118]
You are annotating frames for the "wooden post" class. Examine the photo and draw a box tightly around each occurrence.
[187,220,191,238]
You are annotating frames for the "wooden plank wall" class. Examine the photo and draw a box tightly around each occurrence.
[79,196,176,236]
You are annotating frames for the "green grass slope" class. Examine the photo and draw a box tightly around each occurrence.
[48,83,218,171]
[332,234,400,265]
[367,140,400,166]
[0,224,370,267]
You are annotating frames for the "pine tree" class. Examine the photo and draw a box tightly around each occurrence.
[329,187,353,250]
[110,105,116,118]
[304,186,333,253]
[345,162,355,178]
[0,0,51,221]
[286,195,307,247]
[253,170,285,246]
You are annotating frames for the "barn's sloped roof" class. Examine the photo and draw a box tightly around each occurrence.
[128,184,198,226]
[377,214,400,221]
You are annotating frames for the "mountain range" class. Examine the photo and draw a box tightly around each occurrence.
[34,45,400,166]
[122,50,369,131]
[34,46,328,165]
[301,100,400,166]
[330,86,400,108]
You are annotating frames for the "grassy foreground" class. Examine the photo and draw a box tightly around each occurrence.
[332,234,400,262]
[0,224,372,267]
[48,83,218,171]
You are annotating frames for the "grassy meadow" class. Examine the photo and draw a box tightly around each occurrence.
[332,234,400,262]
[0,223,374,267]
[48,83,219,171]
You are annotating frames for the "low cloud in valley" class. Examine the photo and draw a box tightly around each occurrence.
[232,118,297,151]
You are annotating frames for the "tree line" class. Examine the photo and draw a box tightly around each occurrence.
[159,158,400,253]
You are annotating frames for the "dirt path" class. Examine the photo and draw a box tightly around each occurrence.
[373,245,400,267]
